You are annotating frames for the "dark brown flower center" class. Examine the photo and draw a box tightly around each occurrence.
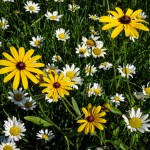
[119,15,131,24]
[87,116,95,122]
[53,82,60,88]
[16,62,26,70]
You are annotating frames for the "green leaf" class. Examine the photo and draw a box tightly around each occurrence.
[71,97,81,116]
[109,106,122,115]
[32,94,45,100]
[24,116,52,127]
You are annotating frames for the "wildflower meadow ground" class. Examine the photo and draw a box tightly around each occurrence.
[0,0,150,149]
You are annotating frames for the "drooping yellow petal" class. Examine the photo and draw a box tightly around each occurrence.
[93,122,104,130]
[4,69,17,83]
[23,49,34,63]
[57,88,64,97]
[131,22,149,31]
[125,8,133,16]
[21,70,28,89]
[61,89,69,96]
[115,7,124,17]
[23,70,39,84]
[13,70,20,90]
[19,47,25,62]
[102,21,121,30]
[90,123,95,134]
[26,63,45,68]
[0,66,16,74]
[84,123,90,134]
[111,24,124,38]
[53,89,58,101]
[77,122,88,133]
[128,26,139,37]
[10,47,20,62]
[130,9,142,19]
[47,88,54,97]
[25,67,44,74]
[3,52,17,63]
[108,11,119,18]
[99,16,117,22]
[25,55,41,65]
[124,25,131,37]
[0,60,15,66]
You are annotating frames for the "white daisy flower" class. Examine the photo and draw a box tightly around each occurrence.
[68,3,80,12]
[0,17,9,29]
[99,62,113,70]
[20,97,36,111]
[129,36,138,42]
[92,42,107,58]
[89,14,98,21]
[82,34,102,47]
[122,108,150,133]
[3,116,26,142]
[133,92,149,101]
[55,28,70,42]
[54,0,64,2]
[87,83,93,97]
[8,87,29,106]
[72,76,84,90]
[142,82,150,95]
[3,0,14,2]
[92,83,103,96]
[85,64,97,76]
[45,63,60,76]
[30,35,44,48]
[52,54,62,62]
[0,142,19,150]
[75,44,90,58]
[24,1,40,13]
[118,64,136,78]
[110,93,125,106]
[45,11,63,21]
[45,94,60,103]
[36,129,55,142]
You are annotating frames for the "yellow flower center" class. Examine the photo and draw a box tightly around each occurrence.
[14,93,23,101]
[66,71,75,79]
[29,6,35,11]
[94,89,101,95]
[144,87,150,95]
[0,22,5,27]
[93,48,101,55]
[9,126,20,136]
[86,39,95,47]
[3,145,13,150]
[58,33,66,39]
[79,48,86,54]
[114,96,120,101]
[91,16,97,20]
[86,67,92,73]
[129,117,142,129]
[55,56,61,61]
[42,134,49,140]
[102,62,108,67]
[34,40,41,46]
[25,102,32,108]
[50,15,57,20]
[122,67,130,74]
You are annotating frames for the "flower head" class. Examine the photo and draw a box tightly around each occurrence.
[142,82,150,95]
[24,1,40,13]
[99,7,149,38]
[118,63,136,78]
[3,116,26,142]
[40,73,74,101]
[30,35,44,48]
[45,11,63,21]
[89,14,99,21]
[0,142,20,150]
[68,3,80,12]
[92,83,103,97]
[110,93,125,106]
[0,47,45,90]
[85,64,97,76]
[52,54,62,62]
[36,129,55,142]
[122,108,150,133]
[99,62,113,70]
[77,103,107,134]
[0,17,9,29]
[45,63,60,76]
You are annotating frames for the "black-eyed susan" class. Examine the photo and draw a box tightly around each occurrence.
[40,73,74,101]
[99,7,149,38]
[77,103,107,135]
[0,46,45,90]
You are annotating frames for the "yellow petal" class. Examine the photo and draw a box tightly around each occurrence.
[19,47,25,62]
[58,73,64,81]
[0,60,15,66]
[95,112,106,118]
[61,89,69,96]
[26,63,45,68]
[21,70,28,89]
[94,118,107,123]
[99,16,117,22]
[3,52,17,63]
[82,107,89,116]
[124,25,131,37]
[108,11,119,18]
[102,22,121,30]
[0,66,16,74]
[48,74,55,83]
[125,8,133,16]
[90,123,95,134]
[54,74,59,82]
[111,24,124,38]
[130,9,142,19]
[93,106,101,116]
[77,122,88,133]
[43,76,52,84]
[77,120,87,123]
[23,70,39,84]
[57,88,64,97]
[10,47,20,62]
[42,87,50,93]
[84,123,90,134]
[25,67,44,74]
[93,122,104,130]
[13,70,20,90]
[129,26,139,37]
[115,7,124,17]
[25,55,41,65]
[23,49,34,63]
[47,88,54,97]
[4,69,17,83]
[53,89,58,101]
[131,22,149,31]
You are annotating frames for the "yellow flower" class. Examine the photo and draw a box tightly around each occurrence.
[40,73,74,101]
[0,47,45,90]
[99,7,149,38]
[77,103,107,135]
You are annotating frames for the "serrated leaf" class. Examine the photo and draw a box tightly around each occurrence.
[109,106,122,115]
[24,116,52,127]
[72,97,81,116]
